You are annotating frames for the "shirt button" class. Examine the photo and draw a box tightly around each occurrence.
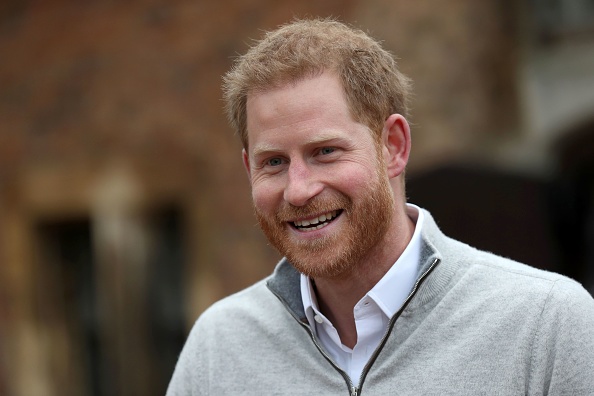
[314,314,324,324]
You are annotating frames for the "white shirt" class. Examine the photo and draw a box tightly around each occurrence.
[300,204,424,386]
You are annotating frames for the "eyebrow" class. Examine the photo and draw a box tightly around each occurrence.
[251,143,281,159]
[303,134,344,146]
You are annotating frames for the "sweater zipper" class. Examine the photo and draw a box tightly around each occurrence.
[269,292,356,393]
[298,317,356,393]
[354,257,440,395]
[271,257,440,396]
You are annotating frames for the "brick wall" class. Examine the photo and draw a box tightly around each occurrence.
[0,1,521,395]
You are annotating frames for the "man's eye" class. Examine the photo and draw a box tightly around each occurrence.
[320,147,335,155]
[267,158,283,166]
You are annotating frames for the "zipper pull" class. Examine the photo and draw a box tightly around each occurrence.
[351,386,358,396]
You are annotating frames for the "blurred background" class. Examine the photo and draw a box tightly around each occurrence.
[0,0,593,395]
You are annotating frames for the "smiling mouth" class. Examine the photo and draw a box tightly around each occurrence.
[291,210,342,232]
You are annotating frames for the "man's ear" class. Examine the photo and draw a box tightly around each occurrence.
[382,114,411,179]
[242,148,252,182]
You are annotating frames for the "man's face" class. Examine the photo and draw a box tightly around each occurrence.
[243,72,395,279]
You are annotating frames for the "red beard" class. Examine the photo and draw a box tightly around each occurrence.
[255,169,394,280]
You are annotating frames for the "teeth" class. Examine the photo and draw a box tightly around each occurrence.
[294,210,338,228]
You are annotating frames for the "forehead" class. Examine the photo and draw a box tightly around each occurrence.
[244,73,378,159]
[245,73,353,134]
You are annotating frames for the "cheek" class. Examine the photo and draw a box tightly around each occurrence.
[332,163,380,195]
[251,181,281,212]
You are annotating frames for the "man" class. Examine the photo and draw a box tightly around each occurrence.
[168,19,594,395]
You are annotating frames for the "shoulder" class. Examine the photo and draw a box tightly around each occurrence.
[167,278,285,393]
[193,278,279,332]
[446,236,592,306]
[467,245,588,300]
[422,208,592,307]
[422,208,581,293]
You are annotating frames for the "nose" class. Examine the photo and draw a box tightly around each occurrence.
[283,160,323,207]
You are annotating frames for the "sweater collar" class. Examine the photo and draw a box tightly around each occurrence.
[266,208,455,322]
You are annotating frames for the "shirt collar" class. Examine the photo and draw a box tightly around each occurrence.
[367,204,423,317]
[301,203,424,322]
[301,269,319,327]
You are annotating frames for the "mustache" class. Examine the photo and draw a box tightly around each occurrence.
[274,194,351,222]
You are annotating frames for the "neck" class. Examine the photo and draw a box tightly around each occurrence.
[312,205,415,348]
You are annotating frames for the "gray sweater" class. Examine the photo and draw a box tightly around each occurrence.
[167,210,594,395]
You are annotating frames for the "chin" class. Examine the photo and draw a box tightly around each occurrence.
[285,244,360,279]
